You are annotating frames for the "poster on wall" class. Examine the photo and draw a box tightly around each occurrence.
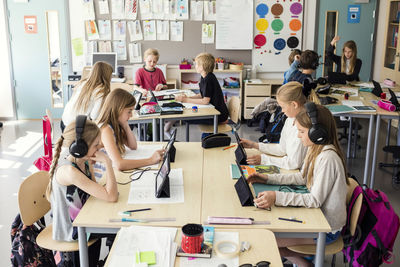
[252,0,304,72]
[24,16,37,34]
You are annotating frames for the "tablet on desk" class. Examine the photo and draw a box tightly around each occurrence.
[155,153,171,198]
[234,130,247,165]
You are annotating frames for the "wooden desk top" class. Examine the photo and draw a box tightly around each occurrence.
[201,147,331,233]
[105,228,283,267]
[130,107,220,121]
[73,142,203,228]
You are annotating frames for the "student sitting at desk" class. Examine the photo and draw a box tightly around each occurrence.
[97,89,164,171]
[247,103,348,267]
[283,49,301,84]
[288,50,320,85]
[134,48,167,96]
[240,82,311,170]
[61,61,113,132]
[47,117,118,266]
[327,36,362,81]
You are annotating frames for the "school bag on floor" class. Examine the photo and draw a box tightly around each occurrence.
[342,182,400,267]
[34,115,52,171]
[258,106,287,143]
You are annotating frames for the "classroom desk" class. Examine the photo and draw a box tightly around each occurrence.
[105,228,283,267]
[201,147,331,267]
[74,142,204,267]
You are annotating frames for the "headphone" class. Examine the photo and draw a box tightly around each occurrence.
[305,102,328,145]
[303,77,328,97]
[69,115,88,158]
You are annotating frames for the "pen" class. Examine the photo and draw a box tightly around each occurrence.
[278,217,305,224]
[223,144,236,150]
[124,208,152,213]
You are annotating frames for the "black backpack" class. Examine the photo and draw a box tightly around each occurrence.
[10,214,56,267]
[258,107,287,143]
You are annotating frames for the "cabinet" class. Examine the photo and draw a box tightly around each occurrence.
[382,0,400,84]
[243,79,283,119]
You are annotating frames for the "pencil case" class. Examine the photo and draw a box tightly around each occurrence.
[201,133,231,149]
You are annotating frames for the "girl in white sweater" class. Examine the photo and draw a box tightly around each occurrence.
[240,81,317,170]
[247,103,349,267]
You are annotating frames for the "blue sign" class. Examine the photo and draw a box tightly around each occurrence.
[348,5,361,24]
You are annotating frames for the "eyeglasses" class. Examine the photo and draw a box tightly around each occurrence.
[239,261,270,267]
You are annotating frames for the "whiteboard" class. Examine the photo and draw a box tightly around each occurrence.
[216,0,253,50]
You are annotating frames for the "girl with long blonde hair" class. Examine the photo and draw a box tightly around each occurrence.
[247,104,349,267]
[61,61,113,131]
[97,88,163,171]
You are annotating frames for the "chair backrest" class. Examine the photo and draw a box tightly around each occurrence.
[346,178,363,236]
[18,171,51,226]
[228,96,240,124]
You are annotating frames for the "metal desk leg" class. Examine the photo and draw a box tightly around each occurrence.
[370,114,381,188]
[186,122,189,142]
[152,118,157,141]
[386,119,392,146]
[160,118,164,141]
[347,118,353,158]
[363,114,375,186]
[213,115,218,134]
[315,232,326,267]
[78,227,89,267]
[138,123,142,140]
[352,120,359,159]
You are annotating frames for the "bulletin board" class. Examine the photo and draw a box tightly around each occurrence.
[252,0,304,72]
[69,0,252,72]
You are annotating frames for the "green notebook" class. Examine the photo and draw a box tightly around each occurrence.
[252,183,309,196]
[326,105,356,115]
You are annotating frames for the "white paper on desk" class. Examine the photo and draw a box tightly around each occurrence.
[143,20,157,40]
[182,102,214,109]
[129,42,142,63]
[99,0,110,15]
[179,232,239,267]
[190,0,203,21]
[113,20,126,40]
[354,82,373,88]
[170,21,183,41]
[140,0,153,20]
[98,40,112,52]
[128,20,143,41]
[128,168,184,204]
[341,100,364,107]
[157,20,169,40]
[203,0,216,21]
[153,89,180,96]
[124,144,163,169]
[125,0,138,20]
[113,41,127,60]
[111,0,125,19]
[98,20,111,40]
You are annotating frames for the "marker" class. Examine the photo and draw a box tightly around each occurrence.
[278,217,304,224]
[222,144,236,150]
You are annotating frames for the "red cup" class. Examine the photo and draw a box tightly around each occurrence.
[380,92,386,99]
[344,93,349,100]
[181,224,203,253]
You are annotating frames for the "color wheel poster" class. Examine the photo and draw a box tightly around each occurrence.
[252,0,304,72]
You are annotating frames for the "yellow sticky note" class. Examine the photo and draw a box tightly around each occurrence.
[136,251,156,265]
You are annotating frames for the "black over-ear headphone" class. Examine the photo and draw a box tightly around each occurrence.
[305,102,328,145]
[69,115,88,158]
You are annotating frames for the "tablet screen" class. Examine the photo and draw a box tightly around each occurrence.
[155,153,170,196]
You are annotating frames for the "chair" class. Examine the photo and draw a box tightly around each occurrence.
[287,178,363,266]
[18,171,97,253]
[379,145,400,188]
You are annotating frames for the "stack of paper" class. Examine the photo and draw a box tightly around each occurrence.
[341,100,376,113]
[108,225,177,267]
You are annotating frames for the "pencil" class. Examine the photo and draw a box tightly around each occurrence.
[223,144,236,150]
[124,208,152,213]
[278,217,304,223]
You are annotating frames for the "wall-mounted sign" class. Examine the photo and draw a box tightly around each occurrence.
[24,16,37,33]
[348,5,361,24]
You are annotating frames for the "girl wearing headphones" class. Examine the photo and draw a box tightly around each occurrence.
[247,103,349,267]
[46,116,118,265]
[97,89,164,171]
[327,36,362,81]
[240,82,313,170]
[61,61,113,132]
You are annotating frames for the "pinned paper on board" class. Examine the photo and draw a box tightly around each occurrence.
[152,0,164,19]
[164,0,177,20]
[82,0,95,20]
[85,20,99,40]
[113,41,127,60]
[139,0,153,20]
[201,23,214,44]
[86,40,98,55]
[157,20,169,40]
[170,21,183,41]
[111,0,125,19]
[143,20,156,40]
[113,20,126,40]
[98,0,110,15]
[98,20,112,40]
[72,37,84,57]
[204,0,216,21]
[125,0,138,20]
[176,0,189,20]
[190,0,203,21]
[129,42,142,63]
[128,20,143,41]
[99,41,112,52]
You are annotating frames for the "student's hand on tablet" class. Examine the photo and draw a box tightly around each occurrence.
[240,138,256,149]
[151,149,165,164]
[247,172,268,184]
[247,154,261,165]
[175,94,186,102]
[254,191,276,209]
[155,84,164,91]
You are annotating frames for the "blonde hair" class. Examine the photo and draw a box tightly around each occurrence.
[144,48,160,60]
[277,81,320,105]
[97,89,136,155]
[46,120,100,200]
[296,104,348,188]
[288,49,301,65]
[195,53,215,73]
[75,61,112,113]
[341,40,357,75]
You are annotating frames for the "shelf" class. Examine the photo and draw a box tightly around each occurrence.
[387,46,398,49]
[390,22,399,26]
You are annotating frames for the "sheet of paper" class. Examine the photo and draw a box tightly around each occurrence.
[71,37,84,57]
[140,0,153,20]
[128,20,144,41]
[98,40,112,52]
[181,102,214,109]
[113,41,127,60]
[124,144,163,169]
[331,87,359,97]
[82,0,95,20]
[152,0,164,19]
[143,20,157,40]
[163,0,177,20]
[170,21,183,41]
[98,0,110,15]
[353,82,373,88]
[124,0,138,19]
[113,20,126,40]
[341,100,365,107]
[190,0,203,21]
[176,0,189,20]
[128,168,184,204]
[201,23,214,44]
[157,20,169,40]
[129,42,142,63]
[98,20,112,40]
[153,89,180,96]
[203,0,216,21]
[85,20,99,40]
[86,40,98,54]
[111,0,125,19]
[179,232,239,267]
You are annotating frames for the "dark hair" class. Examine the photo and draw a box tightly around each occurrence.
[299,50,320,70]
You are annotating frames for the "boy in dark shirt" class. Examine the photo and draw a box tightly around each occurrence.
[288,50,319,85]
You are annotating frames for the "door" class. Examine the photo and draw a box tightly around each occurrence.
[316,0,378,81]
[7,0,70,119]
